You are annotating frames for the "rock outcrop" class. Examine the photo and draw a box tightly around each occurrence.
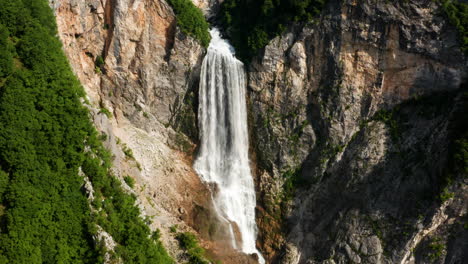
[248,0,467,263]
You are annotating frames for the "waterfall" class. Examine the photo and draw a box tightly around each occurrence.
[194,28,265,264]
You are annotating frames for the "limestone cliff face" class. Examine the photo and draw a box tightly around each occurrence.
[50,0,257,263]
[248,0,467,263]
[51,0,203,126]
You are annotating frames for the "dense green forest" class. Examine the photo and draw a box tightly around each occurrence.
[167,0,211,47]
[219,0,327,61]
[0,0,172,263]
[441,0,468,54]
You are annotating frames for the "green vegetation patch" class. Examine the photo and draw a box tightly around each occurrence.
[219,0,327,61]
[167,0,211,47]
[124,175,135,189]
[439,187,455,202]
[281,166,304,201]
[0,1,172,263]
[372,109,401,142]
[427,237,446,261]
[440,0,468,54]
[176,232,210,264]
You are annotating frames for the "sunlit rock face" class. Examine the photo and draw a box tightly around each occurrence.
[51,0,257,263]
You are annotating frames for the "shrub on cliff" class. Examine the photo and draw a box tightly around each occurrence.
[441,0,468,54]
[176,232,210,264]
[167,0,211,47]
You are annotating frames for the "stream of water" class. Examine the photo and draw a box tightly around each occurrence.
[194,28,265,264]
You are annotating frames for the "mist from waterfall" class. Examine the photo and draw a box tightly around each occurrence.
[194,28,265,264]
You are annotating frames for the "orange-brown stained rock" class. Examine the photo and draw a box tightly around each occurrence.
[52,0,259,263]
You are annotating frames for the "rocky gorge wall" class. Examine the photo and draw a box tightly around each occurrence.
[248,0,467,263]
[50,0,467,263]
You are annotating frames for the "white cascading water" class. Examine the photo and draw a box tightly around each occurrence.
[194,28,265,264]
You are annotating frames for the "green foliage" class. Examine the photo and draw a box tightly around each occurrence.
[372,109,401,142]
[439,187,455,202]
[220,0,327,61]
[176,232,210,264]
[0,2,99,262]
[0,170,8,201]
[98,132,108,141]
[170,225,178,233]
[0,1,172,263]
[428,237,446,261]
[99,107,112,118]
[440,0,468,54]
[167,0,211,47]
[281,167,303,201]
[152,229,162,241]
[0,24,13,77]
[367,216,384,240]
[123,175,135,189]
[122,144,135,159]
[99,101,112,118]
[82,154,173,263]
[95,55,105,67]
[321,143,344,161]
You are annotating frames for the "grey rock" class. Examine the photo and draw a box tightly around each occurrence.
[250,0,467,263]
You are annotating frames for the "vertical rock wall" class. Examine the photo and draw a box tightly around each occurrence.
[248,0,467,263]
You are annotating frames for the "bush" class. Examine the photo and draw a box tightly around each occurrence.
[122,145,135,159]
[95,55,105,67]
[440,0,468,54]
[124,175,135,189]
[176,232,209,264]
[439,187,455,202]
[281,167,303,201]
[428,238,446,261]
[372,109,401,141]
[99,107,112,118]
[167,0,211,47]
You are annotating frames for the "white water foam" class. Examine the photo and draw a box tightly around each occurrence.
[194,28,265,264]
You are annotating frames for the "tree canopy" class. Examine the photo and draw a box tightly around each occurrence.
[0,1,172,263]
[167,0,211,47]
